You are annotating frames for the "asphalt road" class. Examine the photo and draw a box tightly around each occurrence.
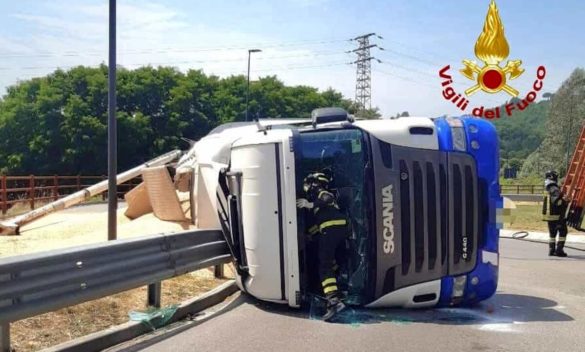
[118,239,585,352]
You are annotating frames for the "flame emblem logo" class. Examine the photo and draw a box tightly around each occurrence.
[460,0,524,96]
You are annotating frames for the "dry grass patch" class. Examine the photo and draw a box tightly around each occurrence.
[10,269,230,352]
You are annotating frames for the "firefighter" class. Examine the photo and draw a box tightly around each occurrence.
[296,171,348,321]
[542,170,569,257]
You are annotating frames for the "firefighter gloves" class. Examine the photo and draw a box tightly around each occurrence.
[296,198,314,209]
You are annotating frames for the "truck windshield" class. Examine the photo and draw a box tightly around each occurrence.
[296,128,371,304]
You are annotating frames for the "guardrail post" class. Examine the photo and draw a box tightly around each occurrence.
[1,175,6,215]
[101,175,107,201]
[214,265,225,278]
[29,175,35,210]
[147,282,161,308]
[53,175,59,201]
[189,169,196,225]
[0,323,9,352]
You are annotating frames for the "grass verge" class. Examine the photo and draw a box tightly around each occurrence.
[506,203,549,232]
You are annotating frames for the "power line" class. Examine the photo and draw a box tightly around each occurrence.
[208,61,352,76]
[373,68,502,105]
[0,38,351,59]
[378,59,436,79]
[0,51,349,71]
[382,38,453,63]
[374,68,436,88]
[383,48,437,66]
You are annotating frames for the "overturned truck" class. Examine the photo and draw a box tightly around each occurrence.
[177,108,502,308]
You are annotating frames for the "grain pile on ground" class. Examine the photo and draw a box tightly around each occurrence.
[0,203,191,257]
[0,203,234,351]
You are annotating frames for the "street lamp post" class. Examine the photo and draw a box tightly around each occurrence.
[107,0,117,241]
[246,49,261,121]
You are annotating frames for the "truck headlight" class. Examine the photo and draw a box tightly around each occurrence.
[451,127,466,151]
[452,275,467,298]
[446,117,467,151]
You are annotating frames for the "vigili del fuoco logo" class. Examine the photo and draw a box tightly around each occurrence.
[438,0,546,119]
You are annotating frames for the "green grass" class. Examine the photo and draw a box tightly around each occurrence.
[506,203,549,232]
[500,176,542,186]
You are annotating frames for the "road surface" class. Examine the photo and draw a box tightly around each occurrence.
[116,239,585,352]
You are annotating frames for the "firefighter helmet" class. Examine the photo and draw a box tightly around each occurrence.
[545,170,558,182]
[302,171,331,193]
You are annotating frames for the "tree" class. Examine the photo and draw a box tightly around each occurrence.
[0,66,357,175]
[356,107,382,119]
[521,68,585,177]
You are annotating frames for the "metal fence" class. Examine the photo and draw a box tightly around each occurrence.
[0,229,232,351]
[0,175,141,215]
[500,185,543,195]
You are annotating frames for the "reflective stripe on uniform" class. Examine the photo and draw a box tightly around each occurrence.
[308,225,319,235]
[549,238,556,243]
[318,190,333,199]
[558,237,567,242]
[323,285,338,294]
[314,173,329,181]
[320,219,347,231]
[322,278,336,287]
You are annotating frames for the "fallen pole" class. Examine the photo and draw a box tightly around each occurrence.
[0,150,182,236]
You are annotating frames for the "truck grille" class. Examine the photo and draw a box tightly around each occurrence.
[392,147,478,290]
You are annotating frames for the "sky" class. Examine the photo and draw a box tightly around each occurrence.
[0,0,583,117]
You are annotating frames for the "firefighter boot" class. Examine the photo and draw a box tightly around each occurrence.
[323,295,346,322]
[549,242,556,256]
[555,241,568,257]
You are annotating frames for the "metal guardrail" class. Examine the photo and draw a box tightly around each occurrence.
[0,229,232,350]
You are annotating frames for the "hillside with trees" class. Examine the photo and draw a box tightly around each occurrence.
[489,97,550,172]
[521,68,585,177]
[0,65,358,175]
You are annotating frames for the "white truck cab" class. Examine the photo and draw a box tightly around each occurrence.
[180,108,496,309]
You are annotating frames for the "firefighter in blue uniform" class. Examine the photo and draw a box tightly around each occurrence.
[542,170,569,257]
[297,171,348,321]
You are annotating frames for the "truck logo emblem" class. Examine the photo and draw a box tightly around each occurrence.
[437,0,546,119]
[382,184,395,254]
[460,0,523,97]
